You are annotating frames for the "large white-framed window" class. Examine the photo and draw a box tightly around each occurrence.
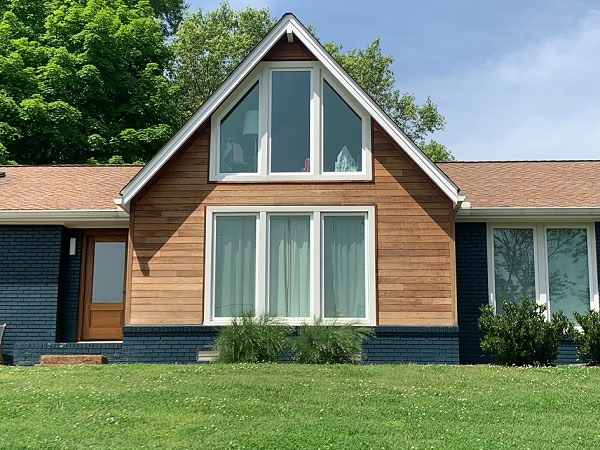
[210,61,372,182]
[487,223,599,321]
[204,205,376,325]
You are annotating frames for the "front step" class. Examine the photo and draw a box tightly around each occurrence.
[37,354,107,366]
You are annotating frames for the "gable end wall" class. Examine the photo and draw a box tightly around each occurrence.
[129,119,456,326]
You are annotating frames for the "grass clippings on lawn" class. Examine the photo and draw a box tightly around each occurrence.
[1,364,600,449]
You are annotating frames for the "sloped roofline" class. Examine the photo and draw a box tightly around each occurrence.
[119,13,461,209]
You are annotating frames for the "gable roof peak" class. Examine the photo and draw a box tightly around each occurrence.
[119,13,460,208]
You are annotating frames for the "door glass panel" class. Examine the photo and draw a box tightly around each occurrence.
[270,71,310,172]
[547,228,590,320]
[220,83,259,173]
[323,81,362,172]
[268,215,310,317]
[214,215,256,317]
[92,242,126,303]
[493,228,536,313]
[323,215,366,318]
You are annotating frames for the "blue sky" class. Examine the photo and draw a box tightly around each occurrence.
[188,1,600,161]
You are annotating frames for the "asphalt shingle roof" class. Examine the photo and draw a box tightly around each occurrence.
[437,161,600,208]
[0,165,142,211]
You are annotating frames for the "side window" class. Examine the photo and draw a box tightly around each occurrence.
[219,83,259,174]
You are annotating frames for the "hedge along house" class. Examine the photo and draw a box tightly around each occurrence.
[2,14,597,366]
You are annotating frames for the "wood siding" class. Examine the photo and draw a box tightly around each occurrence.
[129,122,456,326]
[263,35,316,61]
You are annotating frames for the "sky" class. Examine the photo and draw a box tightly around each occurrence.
[187,0,600,161]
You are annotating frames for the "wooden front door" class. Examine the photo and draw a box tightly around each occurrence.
[79,230,127,340]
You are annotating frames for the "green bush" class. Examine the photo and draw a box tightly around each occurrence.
[478,298,572,366]
[293,318,374,364]
[572,311,600,365]
[214,313,292,363]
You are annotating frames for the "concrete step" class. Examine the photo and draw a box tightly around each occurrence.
[37,355,107,366]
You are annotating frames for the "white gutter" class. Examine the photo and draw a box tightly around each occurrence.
[0,209,130,227]
[456,206,600,222]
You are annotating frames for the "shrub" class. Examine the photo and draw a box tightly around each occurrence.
[293,318,374,364]
[214,312,291,363]
[478,298,572,366]
[572,311,600,365]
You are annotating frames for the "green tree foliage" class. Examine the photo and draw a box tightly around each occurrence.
[479,299,572,366]
[171,2,453,161]
[0,0,183,164]
[170,2,275,115]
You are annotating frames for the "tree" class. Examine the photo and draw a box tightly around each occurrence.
[170,2,275,115]
[0,0,183,164]
[171,2,453,161]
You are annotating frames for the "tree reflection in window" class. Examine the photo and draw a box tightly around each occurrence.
[493,228,536,312]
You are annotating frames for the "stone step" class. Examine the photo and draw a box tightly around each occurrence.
[38,355,107,366]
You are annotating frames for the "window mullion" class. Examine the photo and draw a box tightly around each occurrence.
[259,69,269,177]
[255,211,267,316]
[536,225,549,318]
[312,211,321,319]
[311,67,321,176]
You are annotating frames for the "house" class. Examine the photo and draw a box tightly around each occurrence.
[0,14,595,365]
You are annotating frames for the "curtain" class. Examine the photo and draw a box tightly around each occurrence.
[214,215,256,317]
[268,215,310,317]
[323,215,366,318]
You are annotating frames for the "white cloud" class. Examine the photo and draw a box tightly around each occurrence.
[427,10,600,160]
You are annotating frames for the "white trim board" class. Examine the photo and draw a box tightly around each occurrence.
[119,13,461,209]
[0,209,129,227]
[456,207,600,222]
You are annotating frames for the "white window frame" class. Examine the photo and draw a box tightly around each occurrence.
[209,61,372,182]
[487,223,599,319]
[204,205,376,325]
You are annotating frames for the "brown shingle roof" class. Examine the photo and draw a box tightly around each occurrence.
[437,161,600,208]
[0,165,142,211]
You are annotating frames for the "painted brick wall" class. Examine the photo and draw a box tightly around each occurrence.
[121,325,458,364]
[0,226,62,364]
[56,229,83,342]
[455,222,493,364]
[13,342,124,366]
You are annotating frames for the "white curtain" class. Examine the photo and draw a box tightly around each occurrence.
[323,215,366,318]
[269,215,310,317]
[214,216,256,317]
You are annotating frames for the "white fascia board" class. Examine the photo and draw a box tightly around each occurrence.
[456,207,600,222]
[120,16,295,209]
[0,209,130,227]
[119,14,461,208]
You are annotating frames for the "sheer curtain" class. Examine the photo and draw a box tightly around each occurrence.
[269,215,310,317]
[323,215,366,318]
[214,215,256,317]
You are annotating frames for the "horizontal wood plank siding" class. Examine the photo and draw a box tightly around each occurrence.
[263,35,316,61]
[129,122,455,326]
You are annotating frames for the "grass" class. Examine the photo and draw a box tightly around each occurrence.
[1,364,600,449]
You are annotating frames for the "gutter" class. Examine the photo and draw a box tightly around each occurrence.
[455,205,600,222]
[0,209,130,227]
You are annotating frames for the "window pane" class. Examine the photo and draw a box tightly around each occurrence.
[214,216,256,317]
[92,242,126,303]
[493,228,536,312]
[547,228,590,320]
[268,215,310,317]
[270,71,310,172]
[323,215,366,318]
[220,83,259,173]
[323,81,362,172]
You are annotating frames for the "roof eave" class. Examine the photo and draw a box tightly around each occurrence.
[456,206,600,222]
[0,209,130,227]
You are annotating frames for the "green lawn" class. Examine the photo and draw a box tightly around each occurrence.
[1,364,600,449]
